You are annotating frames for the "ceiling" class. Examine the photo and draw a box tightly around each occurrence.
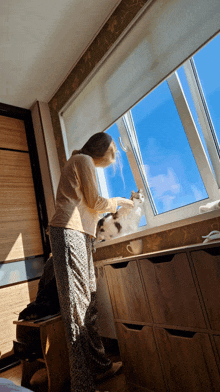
[0,0,120,109]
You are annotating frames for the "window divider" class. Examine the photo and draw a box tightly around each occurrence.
[183,59,220,187]
[96,167,110,199]
[167,72,220,201]
[116,117,155,227]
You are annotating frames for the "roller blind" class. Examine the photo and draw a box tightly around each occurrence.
[61,0,220,155]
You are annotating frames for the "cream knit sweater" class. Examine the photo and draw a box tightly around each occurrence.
[49,153,118,237]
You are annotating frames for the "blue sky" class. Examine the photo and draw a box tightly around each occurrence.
[104,32,220,219]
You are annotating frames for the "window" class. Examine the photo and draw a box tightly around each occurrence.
[97,33,220,231]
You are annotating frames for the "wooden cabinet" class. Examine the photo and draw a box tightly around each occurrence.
[105,261,151,323]
[14,315,69,392]
[191,248,220,330]
[115,323,167,391]
[213,335,220,366]
[155,328,220,391]
[139,252,206,328]
[95,265,117,339]
[104,242,220,391]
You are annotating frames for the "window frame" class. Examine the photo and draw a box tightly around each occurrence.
[183,58,220,186]
[97,53,220,231]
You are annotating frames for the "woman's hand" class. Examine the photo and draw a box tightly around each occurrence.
[117,197,134,209]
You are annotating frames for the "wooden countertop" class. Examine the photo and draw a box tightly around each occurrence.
[94,239,220,267]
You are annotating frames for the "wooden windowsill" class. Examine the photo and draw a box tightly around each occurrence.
[95,209,220,249]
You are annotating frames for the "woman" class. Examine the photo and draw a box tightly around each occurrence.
[49,132,133,392]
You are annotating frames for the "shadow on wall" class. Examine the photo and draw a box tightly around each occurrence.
[0,231,45,287]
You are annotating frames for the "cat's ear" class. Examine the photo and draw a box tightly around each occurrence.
[131,190,135,199]
[139,188,143,194]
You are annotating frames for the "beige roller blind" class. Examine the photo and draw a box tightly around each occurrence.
[62,0,220,155]
[0,115,43,262]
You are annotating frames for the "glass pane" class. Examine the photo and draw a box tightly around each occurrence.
[131,81,208,214]
[104,123,146,226]
[193,33,220,143]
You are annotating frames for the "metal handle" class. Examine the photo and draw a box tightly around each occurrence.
[119,137,129,152]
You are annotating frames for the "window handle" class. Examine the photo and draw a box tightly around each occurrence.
[119,137,130,152]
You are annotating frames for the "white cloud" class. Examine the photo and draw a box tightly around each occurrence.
[144,165,181,210]
[191,184,203,201]
[162,195,176,211]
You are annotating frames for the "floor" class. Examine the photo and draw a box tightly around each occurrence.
[0,345,130,392]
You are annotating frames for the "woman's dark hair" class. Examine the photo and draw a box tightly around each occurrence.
[72,132,115,159]
[81,132,112,158]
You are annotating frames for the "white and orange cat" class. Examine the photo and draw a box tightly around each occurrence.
[96,189,145,242]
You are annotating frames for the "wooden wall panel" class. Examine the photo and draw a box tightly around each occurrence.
[0,113,45,359]
[0,279,39,357]
[0,116,28,151]
[0,149,43,261]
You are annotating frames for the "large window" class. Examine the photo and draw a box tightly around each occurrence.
[97,33,220,231]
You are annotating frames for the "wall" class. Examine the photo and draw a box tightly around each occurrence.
[48,0,151,168]
[48,0,220,259]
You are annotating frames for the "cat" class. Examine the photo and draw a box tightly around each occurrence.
[96,189,145,242]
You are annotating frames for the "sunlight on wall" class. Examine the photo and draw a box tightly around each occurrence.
[5,233,24,261]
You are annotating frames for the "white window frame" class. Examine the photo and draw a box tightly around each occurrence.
[96,167,109,199]
[183,58,220,186]
[97,58,220,230]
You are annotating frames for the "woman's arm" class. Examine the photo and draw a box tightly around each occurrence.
[74,155,133,213]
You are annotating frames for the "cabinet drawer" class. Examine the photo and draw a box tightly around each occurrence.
[191,248,220,330]
[95,266,116,339]
[105,261,151,323]
[155,328,220,392]
[213,335,220,366]
[115,323,166,391]
[139,253,206,328]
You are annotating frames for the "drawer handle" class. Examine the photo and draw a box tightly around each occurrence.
[110,262,129,269]
[123,323,144,331]
[148,254,175,264]
[165,328,196,338]
[203,247,220,256]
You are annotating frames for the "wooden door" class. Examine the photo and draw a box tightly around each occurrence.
[0,114,45,357]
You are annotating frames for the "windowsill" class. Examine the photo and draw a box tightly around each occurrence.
[95,209,220,248]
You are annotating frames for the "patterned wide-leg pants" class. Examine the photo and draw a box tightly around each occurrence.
[49,226,112,392]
